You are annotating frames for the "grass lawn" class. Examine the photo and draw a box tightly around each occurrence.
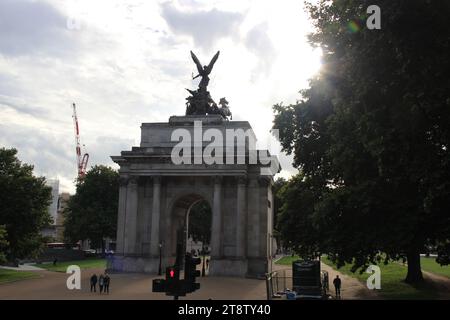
[275,255,300,266]
[0,269,40,284]
[321,256,438,299]
[420,257,450,279]
[35,258,106,273]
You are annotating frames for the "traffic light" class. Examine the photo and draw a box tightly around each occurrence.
[165,266,184,296]
[152,278,165,292]
[184,253,201,293]
[166,266,179,280]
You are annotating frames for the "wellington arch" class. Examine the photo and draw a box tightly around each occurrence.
[109,51,280,278]
[109,115,280,278]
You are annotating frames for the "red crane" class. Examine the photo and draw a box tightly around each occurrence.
[72,103,89,180]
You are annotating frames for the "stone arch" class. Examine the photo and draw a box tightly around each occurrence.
[111,116,279,277]
[167,192,213,260]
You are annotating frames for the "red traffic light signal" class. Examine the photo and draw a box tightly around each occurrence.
[166,266,179,280]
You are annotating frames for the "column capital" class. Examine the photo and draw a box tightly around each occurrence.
[236,175,248,185]
[128,176,139,185]
[213,175,223,185]
[119,176,129,186]
[257,176,271,187]
[152,175,162,184]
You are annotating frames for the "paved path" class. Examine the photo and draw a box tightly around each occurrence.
[272,262,379,300]
[3,262,449,300]
[422,271,450,299]
[320,263,379,299]
[0,268,266,300]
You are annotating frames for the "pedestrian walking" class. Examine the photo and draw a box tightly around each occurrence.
[90,274,98,292]
[333,275,342,299]
[99,274,105,294]
[322,272,329,292]
[104,273,110,294]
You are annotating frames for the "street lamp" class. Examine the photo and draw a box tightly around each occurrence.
[158,242,162,276]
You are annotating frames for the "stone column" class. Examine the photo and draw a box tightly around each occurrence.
[150,176,162,256]
[115,177,128,255]
[236,176,247,258]
[247,176,260,258]
[140,178,152,255]
[211,176,222,258]
[124,177,138,254]
[258,176,271,258]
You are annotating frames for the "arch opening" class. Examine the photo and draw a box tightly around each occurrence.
[169,194,212,275]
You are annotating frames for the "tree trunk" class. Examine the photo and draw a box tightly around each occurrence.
[405,250,423,283]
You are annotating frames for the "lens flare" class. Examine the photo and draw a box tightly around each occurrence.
[348,20,361,33]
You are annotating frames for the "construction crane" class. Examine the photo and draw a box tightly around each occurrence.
[72,103,89,180]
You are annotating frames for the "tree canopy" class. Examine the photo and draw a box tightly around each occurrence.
[272,177,287,244]
[0,148,52,262]
[63,165,119,251]
[273,0,450,283]
[0,225,9,264]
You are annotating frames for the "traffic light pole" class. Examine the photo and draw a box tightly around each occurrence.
[202,245,206,277]
[152,229,201,298]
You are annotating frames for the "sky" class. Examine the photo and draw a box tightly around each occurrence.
[0,0,322,194]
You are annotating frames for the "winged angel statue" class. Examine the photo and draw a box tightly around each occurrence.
[191,50,219,92]
[185,51,232,120]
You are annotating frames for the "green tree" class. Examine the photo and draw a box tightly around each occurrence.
[64,165,119,252]
[272,177,287,246]
[188,201,212,247]
[273,0,450,283]
[0,225,9,264]
[276,174,325,259]
[0,148,52,262]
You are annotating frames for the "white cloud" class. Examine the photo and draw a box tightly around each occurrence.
[0,0,322,193]
[245,22,276,77]
[160,1,244,50]
[0,0,76,57]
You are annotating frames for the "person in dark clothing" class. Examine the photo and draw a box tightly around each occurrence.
[103,273,110,294]
[323,272,329,292]
[333,275,342,298]
[90,274,98,292]
[98,274,105,294]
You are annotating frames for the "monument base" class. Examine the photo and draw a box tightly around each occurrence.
[108,255,163,274]
[209,258,248,277]
[108,255,266,278]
